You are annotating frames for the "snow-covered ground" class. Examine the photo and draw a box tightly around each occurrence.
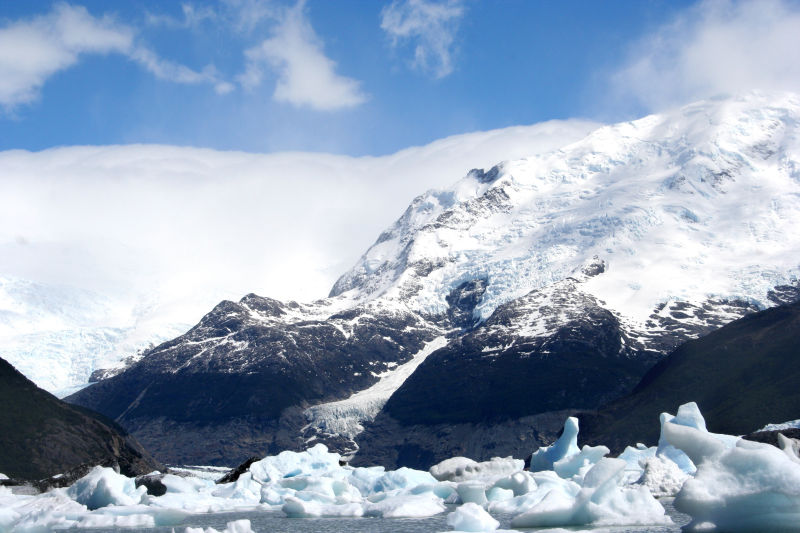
[2,403,799,532]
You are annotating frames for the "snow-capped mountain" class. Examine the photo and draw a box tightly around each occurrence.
[68,92,800,467]
[332,91,800,329]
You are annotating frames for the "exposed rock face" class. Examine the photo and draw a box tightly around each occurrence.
[68,93,800,467]
[69,294,445,465]
[578,301,800,453]
[0,356,162,481]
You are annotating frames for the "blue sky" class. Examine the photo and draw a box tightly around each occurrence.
[0,0,763,156]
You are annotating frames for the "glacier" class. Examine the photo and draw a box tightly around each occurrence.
[332,91,800,332]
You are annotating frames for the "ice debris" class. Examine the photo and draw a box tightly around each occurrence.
[530,416,581,471]
[666,417,800,531]
[184,519,254,533]
[4,403,800,532]
[510,458,670,528]
[446,502,499,531]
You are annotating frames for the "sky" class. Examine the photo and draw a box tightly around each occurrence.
[1,0,800,328]
[5,0,790,155]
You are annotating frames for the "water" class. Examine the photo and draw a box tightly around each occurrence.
[81,500,691,532]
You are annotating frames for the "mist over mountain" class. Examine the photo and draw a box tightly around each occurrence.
[66,92,800,467]
[1,121,597,396]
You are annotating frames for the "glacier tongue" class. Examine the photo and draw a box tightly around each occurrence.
[332,91,800,327]
[301,336,448,453]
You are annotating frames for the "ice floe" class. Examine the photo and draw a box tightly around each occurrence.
[3,403,800,532]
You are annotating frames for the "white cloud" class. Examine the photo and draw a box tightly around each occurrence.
[381,0,465,79]
[145,3,218,29]
[0,119,598,325]
[0,2,232,111]
[221,0,278,34]
[239,1,366,111]
[611,0,800,112]
[0,3,132,109]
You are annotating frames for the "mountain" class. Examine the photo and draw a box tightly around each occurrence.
[68,92,800,467]
[0,119,599,398]
[577,299,800,453]
[0,355,161,481]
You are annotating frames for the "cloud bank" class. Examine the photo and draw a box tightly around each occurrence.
[611,0,800,112]
[0,119,598,328]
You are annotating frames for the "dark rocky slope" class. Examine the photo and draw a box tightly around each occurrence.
[578,300,800,452]
[68,294,444,465]
[0,356,161,480]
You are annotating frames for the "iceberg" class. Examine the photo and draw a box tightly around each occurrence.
[67,466,146,510]
[511,457,671,528]
[184,519,255,533]
[430,457,523,482]
[667,416,800,531]
[446,502,500,532]
[7,402,797,532]
[530,417,581,472]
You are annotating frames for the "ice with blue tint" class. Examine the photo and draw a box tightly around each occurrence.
[7,402,800,532]
[446,502,499,532]
[665,415,800,532]
[67,466,146,510]
[530,417,581,472]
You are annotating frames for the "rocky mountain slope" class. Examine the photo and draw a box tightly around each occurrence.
[0,355,161,480]
[68,92,800,467]
[577,297,800,453]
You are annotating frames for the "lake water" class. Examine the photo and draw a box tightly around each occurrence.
[82,499,691,532]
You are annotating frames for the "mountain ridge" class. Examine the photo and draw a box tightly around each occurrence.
[67,91,800,466]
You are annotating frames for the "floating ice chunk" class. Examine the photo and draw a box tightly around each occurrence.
[249,443,341,483]
[184,519,255,533]
[636,456,689,497]
[553,444,609,480]
[0,473,8,480]
[364,492,446,518]
[617,443,656,484]
[531,417,581,472]
[778,433,800,464]
[486,486,514,502]
[77,513,156,528]
[674,434,800,531]
[490,471,536,497]
[456,481,488,505]
[282,496,364,518]
[86,504,189,527]
[488,471,578,515]
[371,466,437,492]
[511,458,670,528]
[160,473,210,494]
[67,466,146,510]
[656,403,739,474]
[430,457,523,482]
[661,417,727,466]
[446,502,500,531]
[211,471,261,502]
[1,488,88,531]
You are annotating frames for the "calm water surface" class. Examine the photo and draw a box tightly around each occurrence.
[83,500,691,532]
